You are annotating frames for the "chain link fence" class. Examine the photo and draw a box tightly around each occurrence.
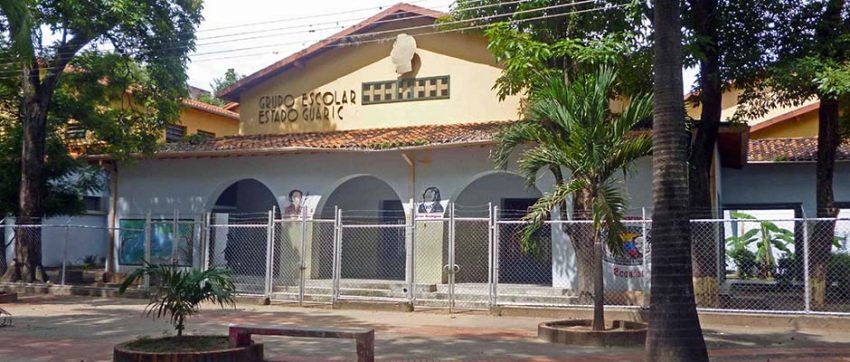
[3,209,849,317]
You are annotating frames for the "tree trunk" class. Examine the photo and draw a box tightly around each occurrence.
[572,188,595,304]
[647,0,709,360]
[687,0,722,308]
[2,60,49,283]
[811,96,840,310]
[592,232,605,331]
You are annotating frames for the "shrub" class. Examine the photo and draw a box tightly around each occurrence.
[119,265,236,336]
[729,248,758,279]
[828,253,850,300]
[776,254,803,284]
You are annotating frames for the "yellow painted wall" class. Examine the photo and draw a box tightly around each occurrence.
[750,111,819,139]
[238,27,522,135]
[177,107,239,138]
[686,87,820,138]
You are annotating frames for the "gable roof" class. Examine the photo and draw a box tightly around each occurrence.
[182,99,240,120]
[217,3,445,101]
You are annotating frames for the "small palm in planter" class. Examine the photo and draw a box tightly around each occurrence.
[118,264,236,336]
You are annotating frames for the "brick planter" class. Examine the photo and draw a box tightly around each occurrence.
[538,320,647,347]
[0,292,17,303]
[113,336,263,362]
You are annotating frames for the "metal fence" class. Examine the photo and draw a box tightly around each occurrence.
[2,209,849,316]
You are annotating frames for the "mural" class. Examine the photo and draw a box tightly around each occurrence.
[417,186,446,218]
[119,219,195,266]
[603,223,648,267]
[284,189,306,219]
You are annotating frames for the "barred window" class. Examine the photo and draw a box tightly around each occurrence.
[165,124,187,142]
[196,130,216,139]
[362,75,449,105]
[66,124,86,140]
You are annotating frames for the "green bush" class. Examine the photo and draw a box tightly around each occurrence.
[776,254,803,284]
[729,248,758,279]
[826,253,850,288]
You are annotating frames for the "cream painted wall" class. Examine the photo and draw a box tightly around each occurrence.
[751,111,819,139]
[686,87,819,133]
[238,31,522,134]
[177,108,239,138]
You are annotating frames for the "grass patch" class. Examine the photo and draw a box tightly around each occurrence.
[124,336,230,353]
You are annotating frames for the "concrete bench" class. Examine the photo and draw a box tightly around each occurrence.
[229,325,375,362]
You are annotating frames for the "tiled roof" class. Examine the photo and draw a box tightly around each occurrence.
[748,137,850,162]
[151,121,511,158]
[182,99,240,120]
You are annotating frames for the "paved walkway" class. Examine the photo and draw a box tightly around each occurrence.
[1,295,850,361]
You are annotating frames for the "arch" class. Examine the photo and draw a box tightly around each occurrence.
[311,175,407,281]
[207,179,281,287]
[451,171,550,285]
[207,178,282,216]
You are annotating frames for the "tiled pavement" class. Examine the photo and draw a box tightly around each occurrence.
[1,295,850,361]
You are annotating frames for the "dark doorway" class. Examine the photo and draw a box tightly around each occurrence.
[380,199,406,280]
[500,198,552,285]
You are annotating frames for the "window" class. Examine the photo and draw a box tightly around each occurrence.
[165,125,187,142]
[196,130,216,139]
[362,75,450,105]
[83,196,105,214]
[65,124,86,140]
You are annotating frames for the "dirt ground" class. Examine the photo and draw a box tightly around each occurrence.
[1,294,850,361]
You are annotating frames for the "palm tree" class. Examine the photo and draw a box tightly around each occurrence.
[493,67,652,331]
[119,265,236,337]
[647,0,709,359]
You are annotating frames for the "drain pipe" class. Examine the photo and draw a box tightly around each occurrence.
[401,152,416,203]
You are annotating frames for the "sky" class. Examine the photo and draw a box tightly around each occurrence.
[186,0,698,94]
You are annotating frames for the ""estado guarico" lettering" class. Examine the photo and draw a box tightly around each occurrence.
[257,90,356,124]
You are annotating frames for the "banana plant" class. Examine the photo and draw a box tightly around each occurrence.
[726,211,795,279]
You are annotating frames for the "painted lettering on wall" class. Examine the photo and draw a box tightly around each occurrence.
[257,90,357,124]
[613,267,644,278]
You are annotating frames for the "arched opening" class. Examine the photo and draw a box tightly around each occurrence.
[209,179,280,290]
[453,172,551,285]
[313,175,406,280]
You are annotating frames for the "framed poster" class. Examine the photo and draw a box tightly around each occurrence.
[118,219,195,266]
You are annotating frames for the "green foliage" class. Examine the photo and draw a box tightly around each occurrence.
[445,0,651,103]
[0,110,103,217]
[728,247,758,279]
[119,265,236,336]
[493,67,652,254]
[725,211,795,278]
[826,253,850,293]
[197,68,244,106]
[775,254,803,285]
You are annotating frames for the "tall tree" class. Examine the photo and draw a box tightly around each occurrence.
[451,0,652,301]
[198,68,244,106]
[496,67,652,331]
[647,0,709,359]
[734,0,850,309]
[682,0,782,307]
[0,0,203,282]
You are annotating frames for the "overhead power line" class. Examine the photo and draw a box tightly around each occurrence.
[0,2,627,79]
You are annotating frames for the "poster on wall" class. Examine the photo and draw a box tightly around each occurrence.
[602,222,649,278]
[282,189,320,220]
[118,219,195,266]
[417,186,447,219]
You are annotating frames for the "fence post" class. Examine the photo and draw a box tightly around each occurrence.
[803,219,811,314]
[448,202,456,312]
[487,202,494,308]
[143,211,151,289]
[264,208,275,298]
[61,222,69,286]
[203,213,211,271]
[493,205,500,307]
[299,207,308,306]
[332,206,341,302]
[171,210,179,265]
[407,198,416,303]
